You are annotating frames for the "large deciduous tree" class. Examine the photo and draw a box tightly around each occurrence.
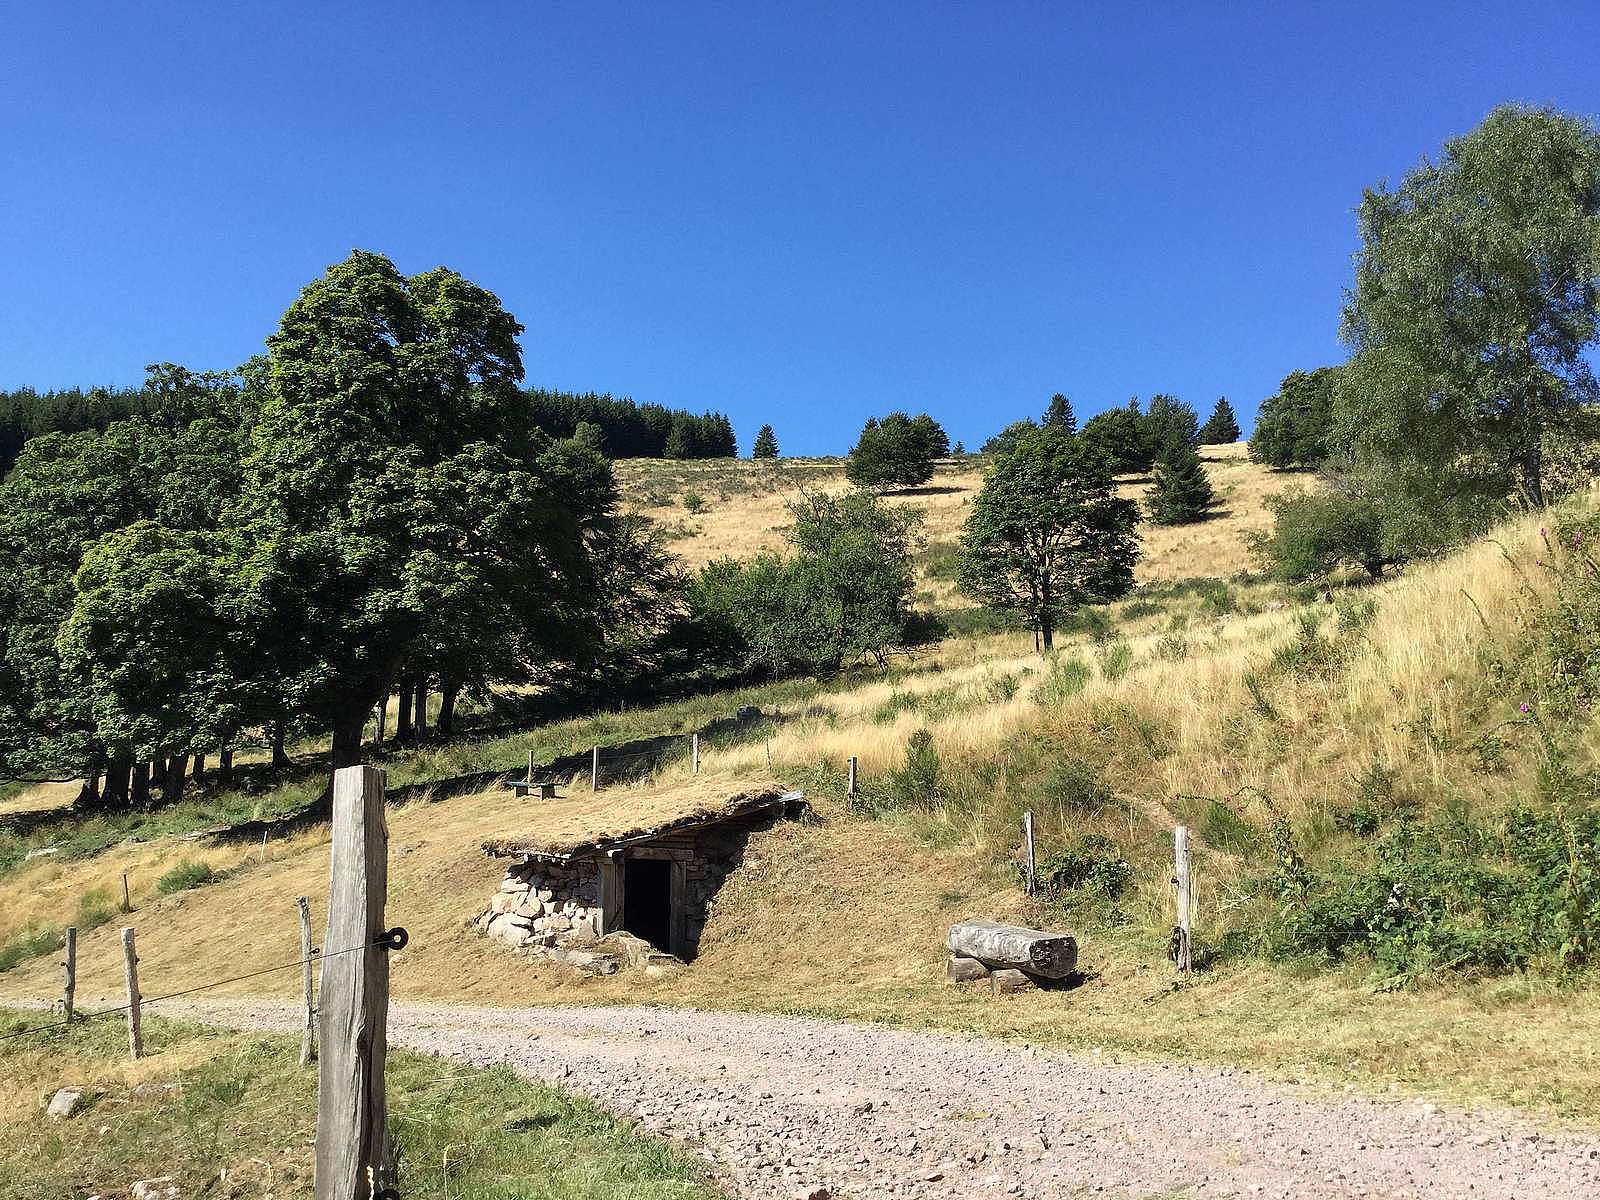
[957,424,1140,651]
[238,250,601,771]
[1079,400,1155,474]
[1336,104,1600,508]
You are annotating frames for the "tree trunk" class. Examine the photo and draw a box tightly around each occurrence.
[271,720,291,769]
[331,717,366,773]
[192,752,206,784]
[218,748,234,790]
[395,683,414,743]
[103,757,132,808]
[131,760,151,808]
[375,696,387,746]
[74,772,102,810]
[437,680,461,737]
[161,755,187,805]
[1523,437,1545,509]
[414,679,428,743]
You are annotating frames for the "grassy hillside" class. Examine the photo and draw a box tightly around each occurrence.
[0,461,1596,1117]
[615,443,1304,605]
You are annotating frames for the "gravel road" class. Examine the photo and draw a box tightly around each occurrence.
[166,998,1600,1200]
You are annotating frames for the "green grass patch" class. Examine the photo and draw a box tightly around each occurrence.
[155,860,216,894]
[0,1011,724,1200]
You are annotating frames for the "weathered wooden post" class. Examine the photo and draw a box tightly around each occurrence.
[121,927,142,1059]
[591,745,600,791]
[691,733,700,775]
[316,764,391,1199]
[374,700,386,746]
[1022,810,1037,896]
[62,927,76,1023]
[298,896,316,1066]
[526,749,536,784]
[120,872,131,913]
[847,756,858,803]
[1174,825,1193,974]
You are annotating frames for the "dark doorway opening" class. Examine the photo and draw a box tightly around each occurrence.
[623,857,672,951]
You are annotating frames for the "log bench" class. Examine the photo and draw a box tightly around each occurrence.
[945,919,1078,993]
[502,778,559,800]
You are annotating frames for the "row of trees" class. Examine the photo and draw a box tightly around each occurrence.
[1254,104,1600,582]
[0,253,926,809]
[0,384,150,478]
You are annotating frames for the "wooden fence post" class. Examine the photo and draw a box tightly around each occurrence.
[121,927,142,1059]
[591,745,600,791]
[374,700,386,746]
[847,756,858,803]
[1174,825,1193,974]
[526,749,536,783]
[298,896,316,1067]
[120,872,131,913]
[691,733,700,775]
[62,927,76,1023]
[316,764,391,1199]
[1022,811,1037,896]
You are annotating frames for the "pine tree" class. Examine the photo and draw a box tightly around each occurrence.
[752,424,779,458]
[1198,397,1241,444]
[1043,393,1077,434]
[1147,441,1215,524]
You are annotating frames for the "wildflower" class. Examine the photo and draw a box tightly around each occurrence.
[1519,702,1531,714]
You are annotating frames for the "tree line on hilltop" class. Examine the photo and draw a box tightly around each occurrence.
[0,382,739,483]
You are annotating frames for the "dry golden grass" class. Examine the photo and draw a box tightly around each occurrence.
[616,444,1307,592]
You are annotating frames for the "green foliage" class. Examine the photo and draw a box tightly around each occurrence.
[525,388,734,459]
[1035,655,1091,705]
[1198,397,1241,444]
[1080,400,1154,474]
[681,490,705,513]
[1249,368,1338,468]
[1038,835,1134,900]
[1144,393,1200,455]
[1147,441,1214,525]
[1043,393,1077,434]
[957,423,1140,650]
[1249,486,1390,581]
[1262,797,1600,983]
[1097,640,1133,680]
[888,728,945,809]
[845,411,949,489]
[1336,105,1600,509]
[690,490,923,676]
[980,418,1039,457]
[752,423,779,458]
[0,927,61,974]
[1201,799,1259,854]
[155,859,216,894]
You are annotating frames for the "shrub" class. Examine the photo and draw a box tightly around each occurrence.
[1201,800,1258,854]
[1098,641,1133,680]
[681,491,705,513]
[157,859,216,894]
[1038,759,1116,814]
[1250,488,1389,581]
[1035,656,1091,705]
[888,729,944,810]
[1038,835,1134,900]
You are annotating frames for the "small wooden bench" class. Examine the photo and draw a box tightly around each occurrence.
[504,778,559,800]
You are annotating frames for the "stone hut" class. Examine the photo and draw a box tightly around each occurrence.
[476,777,804,971]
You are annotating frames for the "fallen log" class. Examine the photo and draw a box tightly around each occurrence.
[946,920,1077,979]
[989,967,1038,994]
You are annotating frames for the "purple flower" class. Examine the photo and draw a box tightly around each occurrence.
[1519,702,1531,714]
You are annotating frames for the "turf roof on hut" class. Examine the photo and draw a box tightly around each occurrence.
[480,773,802,862]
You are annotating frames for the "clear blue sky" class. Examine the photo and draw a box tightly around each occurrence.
[4,3,1598,455]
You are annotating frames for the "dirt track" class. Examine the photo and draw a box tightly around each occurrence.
[164,998,1600,1199]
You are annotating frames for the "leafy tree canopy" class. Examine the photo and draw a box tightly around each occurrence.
[844,411,949,490]
[1335,103,1600,507]
[1079,400,1155,474]
[957,424,1140,649]
[1250,368,1339,469]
